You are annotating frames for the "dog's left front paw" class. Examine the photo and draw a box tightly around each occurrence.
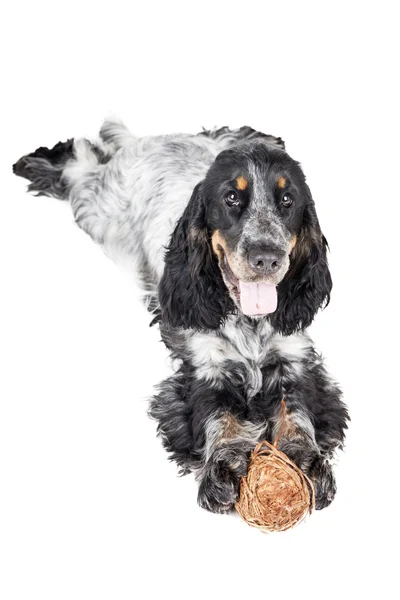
[277,439,337,511]
[308,457,337,510]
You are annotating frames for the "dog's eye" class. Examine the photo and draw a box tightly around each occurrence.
[281,194,293,208]
[225,191,239,207]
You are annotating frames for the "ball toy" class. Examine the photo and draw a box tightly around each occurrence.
[235,401,315,533]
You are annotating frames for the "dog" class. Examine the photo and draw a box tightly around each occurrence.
[13,120,349,513]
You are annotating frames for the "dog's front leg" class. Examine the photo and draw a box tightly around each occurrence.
[272,397,338,510]
[150,369,266,513]
[195,407,266,514]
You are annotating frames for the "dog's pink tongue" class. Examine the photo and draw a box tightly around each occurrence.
[239,281,277,316]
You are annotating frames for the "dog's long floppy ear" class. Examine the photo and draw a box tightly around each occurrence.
[271,189,332,336]
[158,182,231,330]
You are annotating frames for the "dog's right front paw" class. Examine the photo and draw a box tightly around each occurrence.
[197,452,248,514]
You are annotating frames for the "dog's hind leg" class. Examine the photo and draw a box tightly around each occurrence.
[13,138,77,200]
[12,118,135,196]
[13,121,160,306]
[13,120,136,246]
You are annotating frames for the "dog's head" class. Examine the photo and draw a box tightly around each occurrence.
[159,142,332,335]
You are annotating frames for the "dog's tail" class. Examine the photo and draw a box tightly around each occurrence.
[13,118,136,200]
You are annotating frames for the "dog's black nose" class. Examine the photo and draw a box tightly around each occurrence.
[248,248,283,275]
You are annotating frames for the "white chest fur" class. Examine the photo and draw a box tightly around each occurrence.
[188,317,313,397]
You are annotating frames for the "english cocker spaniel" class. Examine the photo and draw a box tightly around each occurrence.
[13,121,349,513]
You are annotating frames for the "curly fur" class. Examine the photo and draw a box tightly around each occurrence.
[158,182,235,330]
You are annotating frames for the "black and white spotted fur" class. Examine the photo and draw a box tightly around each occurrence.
[13,120,349,514]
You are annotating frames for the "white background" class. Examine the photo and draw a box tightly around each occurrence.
[1,1,399,599]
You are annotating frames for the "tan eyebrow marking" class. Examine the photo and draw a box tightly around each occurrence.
[236,176,248,191]
[277,176,286,189]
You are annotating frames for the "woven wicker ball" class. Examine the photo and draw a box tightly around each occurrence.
[235,440,315,533]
